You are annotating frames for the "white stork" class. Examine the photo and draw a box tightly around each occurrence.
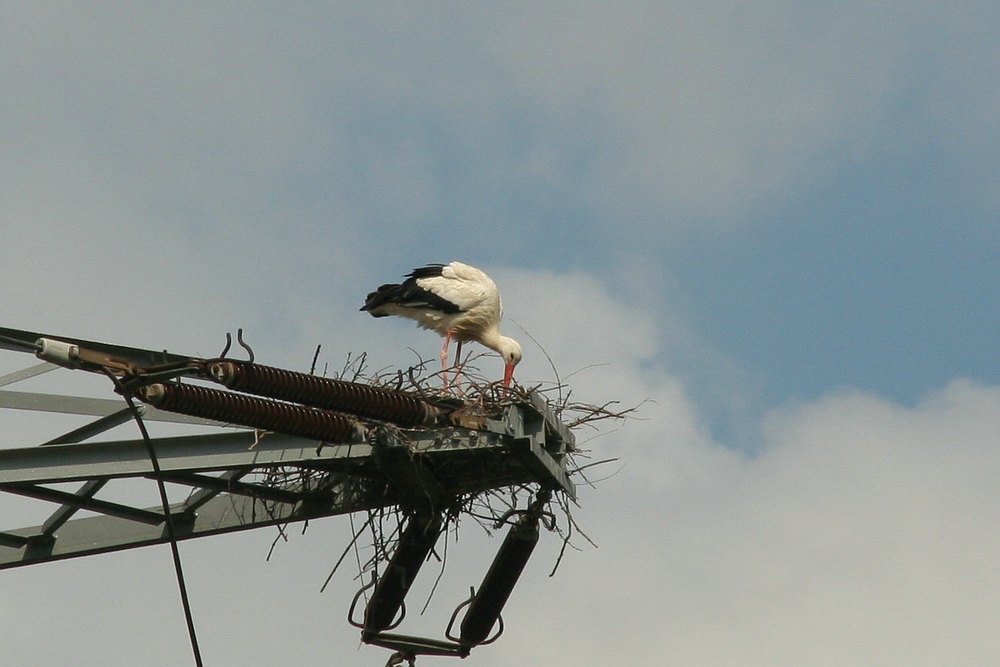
[361,261,522,389]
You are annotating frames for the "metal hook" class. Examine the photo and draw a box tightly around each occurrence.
[348,571,380,629]
[236,328,255,363]
[445,585,504,647]
[348,570,407,633]
[444,587,477,643]
[217,329,255,363]
[219,332,232,358]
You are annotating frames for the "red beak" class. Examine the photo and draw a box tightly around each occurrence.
[502,363,515,389]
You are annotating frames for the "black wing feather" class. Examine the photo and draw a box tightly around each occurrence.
[360,264,463,315]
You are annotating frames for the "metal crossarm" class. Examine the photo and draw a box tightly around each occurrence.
[0,326,194,368]
[0,325,576,571]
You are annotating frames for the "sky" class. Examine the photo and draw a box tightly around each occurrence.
[1,3,998,665]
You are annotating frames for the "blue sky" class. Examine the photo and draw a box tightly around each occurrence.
[674,149,999,405]
[2,4,999,666]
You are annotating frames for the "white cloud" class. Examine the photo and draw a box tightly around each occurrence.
[485,378,1000,666]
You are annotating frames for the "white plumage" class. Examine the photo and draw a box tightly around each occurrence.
[361,261,522,388]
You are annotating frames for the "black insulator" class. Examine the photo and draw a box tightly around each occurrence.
[363,513,444,636]
[459,519,539,647]
[208,360,441,427]
[138,382,362,444]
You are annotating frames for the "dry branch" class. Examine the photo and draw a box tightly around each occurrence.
[257,349,640,591]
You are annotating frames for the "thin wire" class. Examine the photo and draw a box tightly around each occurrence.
[420,517,449,615]
[103,369,204,666]
[320,514,373,593]
[0,334,43,352]
[508,317,563,406]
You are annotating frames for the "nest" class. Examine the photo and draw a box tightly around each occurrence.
[255,346,638,592]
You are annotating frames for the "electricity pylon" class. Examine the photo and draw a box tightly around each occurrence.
[0,326,576,661]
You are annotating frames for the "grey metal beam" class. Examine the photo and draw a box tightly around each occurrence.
[512,436,576,501]
[0,532,30,548]
[178,467,252,513]
[500,399,576,499]
[0,473,388,569]
[42,408,138,445]
[0,389,221,426]
[0,389,125,416]
[41,479,107,535]
[3,483,165,524]
[156,471,305,505]
[0,431,373,485]
[525,390,577,451]
[0,361,57,388]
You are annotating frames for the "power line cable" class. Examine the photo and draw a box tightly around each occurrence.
[103,369,204,666]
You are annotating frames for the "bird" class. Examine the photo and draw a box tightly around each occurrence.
[361,261,522,390]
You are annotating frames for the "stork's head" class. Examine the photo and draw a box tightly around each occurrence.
[498,337,522,388]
